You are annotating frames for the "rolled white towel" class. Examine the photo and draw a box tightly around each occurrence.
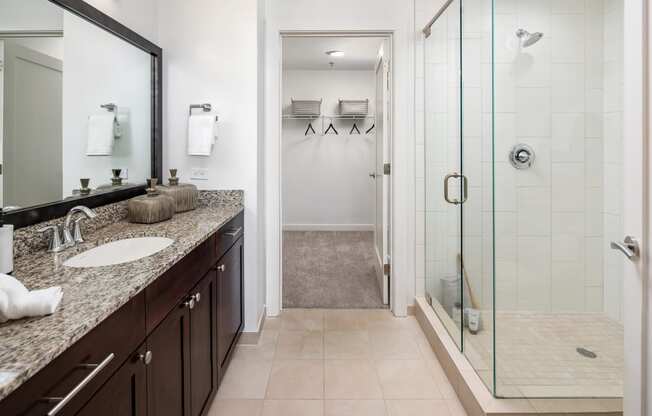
[0,274,63,323]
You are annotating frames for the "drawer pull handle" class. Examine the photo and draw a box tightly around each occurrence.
[44,353,115,416]
[217,264,226,272]
[224,227,242,237]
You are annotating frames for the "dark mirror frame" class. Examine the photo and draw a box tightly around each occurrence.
[3,0,163,229]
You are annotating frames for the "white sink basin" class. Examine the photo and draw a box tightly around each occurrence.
[63,237,174,268]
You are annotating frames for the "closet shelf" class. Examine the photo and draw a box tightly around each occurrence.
[282,115,375,120]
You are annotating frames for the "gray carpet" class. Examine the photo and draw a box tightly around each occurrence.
[282,231,386,309]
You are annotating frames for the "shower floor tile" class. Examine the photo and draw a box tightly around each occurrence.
[464,311,624,398]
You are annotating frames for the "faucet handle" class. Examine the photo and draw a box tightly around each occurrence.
[72,217,87,243]
[38,225,65,253]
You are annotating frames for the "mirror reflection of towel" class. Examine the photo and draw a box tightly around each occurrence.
[87,113,115,156]
[188,114,217,156]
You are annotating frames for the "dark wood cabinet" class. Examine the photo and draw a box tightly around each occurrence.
[147,300,191,416]
[189,271,217,416]
[0,212,244,416]
[217,237,244,372]
[75,346,148,416]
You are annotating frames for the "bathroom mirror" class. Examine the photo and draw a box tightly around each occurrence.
[0,0,162,228]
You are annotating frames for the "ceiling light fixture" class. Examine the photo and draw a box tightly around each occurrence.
[325,50,344,57]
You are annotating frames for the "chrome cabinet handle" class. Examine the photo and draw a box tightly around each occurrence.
[139,350,153,365]
[217,264,226,272]
[224,227,242,237]
[44,353,115,416]
[610,236,640,260]
[443,173,468,205]
[184,297,196,309]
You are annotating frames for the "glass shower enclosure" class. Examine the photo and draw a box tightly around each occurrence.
[423,0,624,398]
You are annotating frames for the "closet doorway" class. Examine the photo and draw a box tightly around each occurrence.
[281,34,392,309]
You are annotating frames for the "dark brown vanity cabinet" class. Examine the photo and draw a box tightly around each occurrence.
[0,212,245,416]
[217,237,244,374]
[75,345,148,416]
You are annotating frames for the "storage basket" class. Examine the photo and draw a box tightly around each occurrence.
[339,99,369,116]
[291,99,322,116]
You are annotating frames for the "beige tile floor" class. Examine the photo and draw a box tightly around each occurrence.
[208,309,468,416]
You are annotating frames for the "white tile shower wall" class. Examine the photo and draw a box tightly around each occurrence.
[602,0,624,322]
[417,0,618,315]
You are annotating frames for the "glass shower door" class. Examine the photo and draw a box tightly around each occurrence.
[424,0,495,392]
[424,0,465,349]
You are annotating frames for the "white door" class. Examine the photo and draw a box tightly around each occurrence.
[621,0,647,413]
[3,41,62,208]
[375,44,391,305]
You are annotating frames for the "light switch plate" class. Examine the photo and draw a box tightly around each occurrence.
[190,168,209,180]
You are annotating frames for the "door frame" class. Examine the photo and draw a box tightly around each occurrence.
[374,47,392,305]
[270,31,400,315]
[624,0,649,414]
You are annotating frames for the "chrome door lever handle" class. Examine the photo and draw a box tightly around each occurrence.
[610,236,640,260]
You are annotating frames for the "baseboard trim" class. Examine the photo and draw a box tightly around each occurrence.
[283,224,375,232]
[239,306,266,345]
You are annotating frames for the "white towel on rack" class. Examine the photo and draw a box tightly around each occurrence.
[0,273,63,323]
[188,114,217,156]
[86,113,115,156]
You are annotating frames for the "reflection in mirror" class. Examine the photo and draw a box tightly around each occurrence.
[0,0,151,211]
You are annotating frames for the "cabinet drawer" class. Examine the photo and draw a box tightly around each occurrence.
[145,235,215,333]
[215,212,244,261]
[0,293,146,416]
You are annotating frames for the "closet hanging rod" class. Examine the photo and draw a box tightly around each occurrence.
[422,0,455,38]
[282,115,375,120]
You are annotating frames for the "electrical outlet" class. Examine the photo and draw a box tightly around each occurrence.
[190,168,209,180]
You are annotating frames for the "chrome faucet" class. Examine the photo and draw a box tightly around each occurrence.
[63,206,97,246]
[39,206,97,252]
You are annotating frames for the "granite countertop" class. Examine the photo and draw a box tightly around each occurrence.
[0,198,243,401]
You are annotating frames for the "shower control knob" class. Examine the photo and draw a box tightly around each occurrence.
[509,144,535,169]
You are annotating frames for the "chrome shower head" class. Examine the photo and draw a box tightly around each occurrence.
[516,28,543,47]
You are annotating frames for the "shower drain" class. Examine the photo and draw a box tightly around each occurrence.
[576,347,597,359]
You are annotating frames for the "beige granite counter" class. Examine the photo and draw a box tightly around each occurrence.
[0,191,243,401]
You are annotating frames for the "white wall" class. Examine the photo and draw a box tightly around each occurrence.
[0,0,62,31]
[265,0,416,316]
[282,70,376,229]
[83,0,158,42]
[157,0,265,332]
[62,11,151,195]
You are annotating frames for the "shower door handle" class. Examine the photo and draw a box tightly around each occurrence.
[444,173,468,205]
[610,236,640,260]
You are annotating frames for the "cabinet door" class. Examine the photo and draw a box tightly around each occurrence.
[189,271,217,416]
[217,237,244,369]
[75,346,148,416]
[147,302,191,416]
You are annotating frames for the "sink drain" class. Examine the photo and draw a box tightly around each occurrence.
[576,347,597,359]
